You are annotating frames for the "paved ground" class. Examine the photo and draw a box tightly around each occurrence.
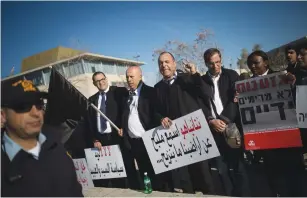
[83,155,307,197]
[83,187,223,197]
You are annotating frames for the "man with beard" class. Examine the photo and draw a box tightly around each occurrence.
[1,80,83,197]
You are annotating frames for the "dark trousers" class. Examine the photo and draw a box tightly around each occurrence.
[94,132,127,189]
[128,136,161,191]
[213,150,251,197]
[262,148,306,197]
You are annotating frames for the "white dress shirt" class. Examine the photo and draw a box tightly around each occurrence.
[97,86,112,134]
[208,71,224,117]
[258,69,269,77]
[163,72,178,85]
[127,83,146,138]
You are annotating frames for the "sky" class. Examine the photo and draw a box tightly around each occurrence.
[2,1,307,86]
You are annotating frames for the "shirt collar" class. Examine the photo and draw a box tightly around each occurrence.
[131,82,143,96]
[99,85,110,95]
[2,131,46,161]
[255,69,269,77]
[163,71,178,83]
[207,69,222,79]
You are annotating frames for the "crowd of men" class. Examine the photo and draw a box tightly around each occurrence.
[1,45,307,197]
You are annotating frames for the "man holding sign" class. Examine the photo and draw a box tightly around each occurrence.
[154,52,216,194]
[86,71,128,188]
[236,50,305,197]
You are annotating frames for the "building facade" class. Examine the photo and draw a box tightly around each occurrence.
[2,46,145,98]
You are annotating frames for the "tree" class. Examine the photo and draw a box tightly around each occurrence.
[269,49,287,71]
[236,44,262,74]
[152,28,217,75]
[252,44,262,52]
[237,48,249,71]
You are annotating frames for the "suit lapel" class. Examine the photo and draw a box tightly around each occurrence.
[137,84,146,113]
[94,92,99,107]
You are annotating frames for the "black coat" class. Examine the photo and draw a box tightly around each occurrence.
[121,83,158,146]
[202,68,240,124]
[154,72,211,121]
[1,132,83,197]
[202,68,243,154]
[86,86,127,145]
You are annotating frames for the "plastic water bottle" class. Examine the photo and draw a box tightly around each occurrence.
[143,172,152,194]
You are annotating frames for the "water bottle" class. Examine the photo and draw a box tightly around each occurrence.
[143,172,152,194]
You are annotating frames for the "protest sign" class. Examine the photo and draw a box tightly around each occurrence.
[236,72,301,150]
[142,109,220,174]
[84,145,127,180]
[72,158,94,189]
[296,85,307,128]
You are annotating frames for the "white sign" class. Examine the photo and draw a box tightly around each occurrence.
[84,145,127,180]
[142,109,220,174]
[72,158,94,189]
[236,72,302,150]
[236,72,298,133]
[296,85,307,128]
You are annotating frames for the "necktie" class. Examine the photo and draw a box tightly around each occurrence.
[164,78,174,85]
[128,90,136,105]
[100,92,107,131]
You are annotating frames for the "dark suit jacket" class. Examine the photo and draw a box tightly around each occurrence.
[86,86,127,144]
[154,72,211,122]
[202,67,240,124]
[122,83,158,132]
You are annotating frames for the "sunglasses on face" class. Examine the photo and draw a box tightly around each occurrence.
[11,100,45,113]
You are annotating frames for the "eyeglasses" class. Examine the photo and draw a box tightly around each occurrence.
[94,78,107,84]
[11,100,45,113]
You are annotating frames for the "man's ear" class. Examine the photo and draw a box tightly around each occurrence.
[1,109,7,128]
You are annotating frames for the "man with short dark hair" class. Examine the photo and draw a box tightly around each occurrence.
[201,48,251,197]
[1,79,83,197]
[86,71,130,188]
[285,45,299,74]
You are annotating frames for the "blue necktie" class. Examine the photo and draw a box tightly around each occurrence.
[100,92,107,131]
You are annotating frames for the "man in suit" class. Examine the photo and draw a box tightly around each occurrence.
[201,48,251,197]
[154,52,215,194]
[118,66,161,191]
[86,71,130,188]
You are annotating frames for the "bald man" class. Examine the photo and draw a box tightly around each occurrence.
[119,66,161,191]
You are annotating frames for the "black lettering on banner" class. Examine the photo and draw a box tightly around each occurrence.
[240,107,256,125]
[258,94,264,102]
[239,97,245,105]
[241,102,287,125]
[248,96,255,104]
[270,102,286,120]
[277,91,284,99]
[284,89,292,98]
[263,104,269,112]
[256,105,262,113]
[264,93,272,101]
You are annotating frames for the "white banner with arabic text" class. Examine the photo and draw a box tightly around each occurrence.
[142,109,220,174]
[84,145,127,180]
[72,158,94,189]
